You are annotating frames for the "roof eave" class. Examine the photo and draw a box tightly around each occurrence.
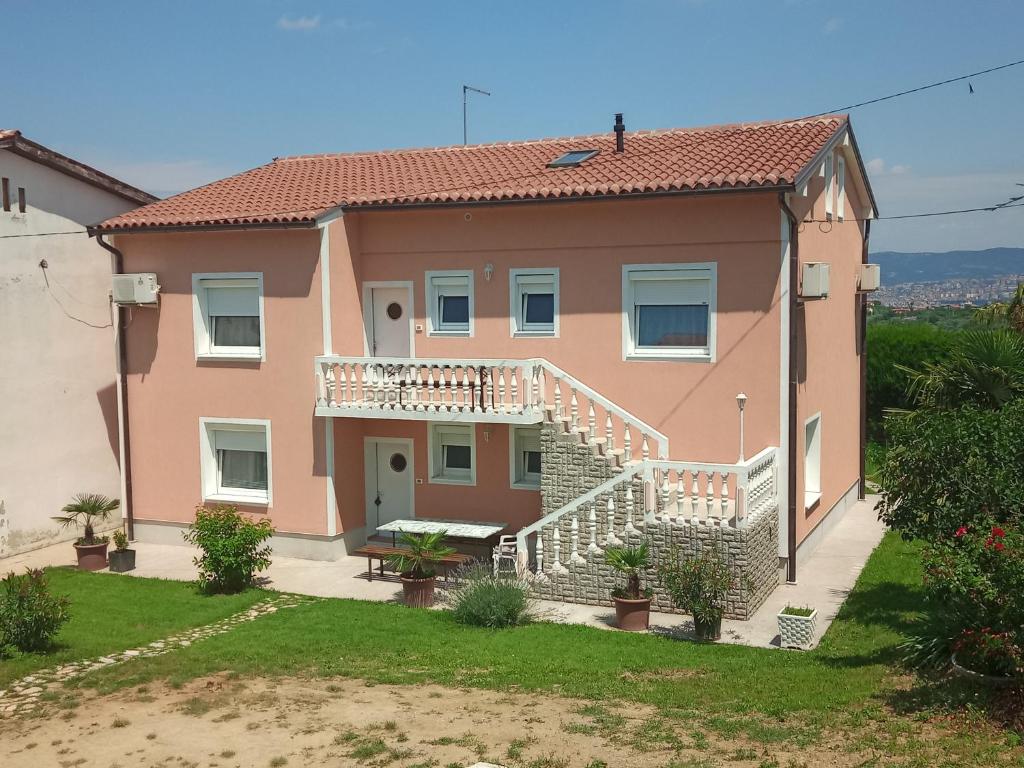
[88,219,320,236]
[792,118,879,218]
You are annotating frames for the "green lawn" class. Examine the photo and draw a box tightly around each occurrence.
[0,568,268,687]
[77,533,924,718]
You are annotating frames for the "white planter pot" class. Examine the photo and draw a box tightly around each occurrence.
[777,609,817,649]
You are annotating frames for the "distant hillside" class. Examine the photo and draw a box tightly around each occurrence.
[871,247,1024,284]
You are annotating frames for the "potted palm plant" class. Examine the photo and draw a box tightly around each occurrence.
[108,529,136,573]
[658,548,734,641]
[52,493,120,571]
[387,531,455,608]
[605,544,653,631]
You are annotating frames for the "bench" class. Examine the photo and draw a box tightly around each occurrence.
[353,545,474,582]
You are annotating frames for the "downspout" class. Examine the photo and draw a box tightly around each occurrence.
[779,193,800,583]
[859,218,872,498]
[94,232,134,540]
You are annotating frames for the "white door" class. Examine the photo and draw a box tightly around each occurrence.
[369,286,412,357]
[364,440,414,533]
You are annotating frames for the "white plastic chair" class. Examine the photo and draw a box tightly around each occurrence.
[492,535,518,576]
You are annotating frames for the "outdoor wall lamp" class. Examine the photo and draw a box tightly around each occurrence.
[484,263,494,281]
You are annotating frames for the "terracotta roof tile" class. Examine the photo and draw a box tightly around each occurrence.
[96,116,847,231]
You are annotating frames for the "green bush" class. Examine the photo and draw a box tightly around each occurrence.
[866,323,954,441]
[0,569,70,653]
[444,563,537,628]
[877,400,1024,542]
[657,548,734,625]
[183,505,273,593]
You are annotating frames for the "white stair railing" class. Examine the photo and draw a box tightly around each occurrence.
[517,447,779,574]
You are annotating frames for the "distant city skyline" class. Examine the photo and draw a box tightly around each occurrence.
[5,0,1023,252]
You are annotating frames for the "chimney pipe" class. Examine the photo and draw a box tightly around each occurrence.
[614,113,625,153]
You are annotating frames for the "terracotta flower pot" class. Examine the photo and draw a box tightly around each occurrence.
[400,575,437,608]
[951,654,1019,688]
[74,541,109,571]
[612,596,651,631]
[693,615,722,641]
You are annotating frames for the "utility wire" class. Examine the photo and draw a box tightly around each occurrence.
[3,56,1023,240]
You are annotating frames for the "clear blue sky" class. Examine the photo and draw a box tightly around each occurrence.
[6,0,1023,252]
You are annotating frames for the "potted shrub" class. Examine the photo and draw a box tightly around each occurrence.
[52,493,120,571]
[777,605,817,649]
[387,531,455,608]
[108,529,136,573]
[605,544,653,631]
[658,548,734,641]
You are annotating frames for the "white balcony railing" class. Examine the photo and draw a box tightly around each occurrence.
[314,355,669,457]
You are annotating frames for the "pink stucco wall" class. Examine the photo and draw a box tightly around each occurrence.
[791,164,867,543]
[116,229,330,535]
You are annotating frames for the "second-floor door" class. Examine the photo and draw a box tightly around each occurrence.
[368,285,412,357]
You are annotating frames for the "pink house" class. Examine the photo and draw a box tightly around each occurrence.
[92,115,877,615]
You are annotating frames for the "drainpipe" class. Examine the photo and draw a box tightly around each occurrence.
[779,193,800,584]
[859,218,872,498]
[94,232,134,540]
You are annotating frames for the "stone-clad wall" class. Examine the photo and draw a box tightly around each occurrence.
[535,420,781,620]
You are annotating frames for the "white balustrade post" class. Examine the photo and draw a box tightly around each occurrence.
[660,472,671,523]
[510,369,519,412]
[550,528,565,573]
[624,483,638,535]
[326,365,337,408]
[587,504,600,554]
[641,434,650,460]
[570,388,579,429]
[691,474,700,523]
[535,533,545,577]
[587,403,596,440]
[484,367,494,413]
[316,365,327,407]
[623,424,632,462]
[605,414,614,451]
[706,473,717,526]
[461,369,471,412]
[606,496,623,546]
[721,471,731,525]
[570,515,585,565]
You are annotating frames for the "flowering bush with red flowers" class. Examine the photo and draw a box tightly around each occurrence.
[922,521,1024,677]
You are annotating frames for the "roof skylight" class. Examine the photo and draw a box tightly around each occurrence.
[547,149,599,168]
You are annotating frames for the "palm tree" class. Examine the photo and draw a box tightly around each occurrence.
[387,531,456,579]
[52,493,120,544]
[973,283,1024,334]
[900,330,1024,410]
[605,543,650,599]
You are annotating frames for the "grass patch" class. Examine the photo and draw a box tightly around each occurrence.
[0,567,268,687]
[76,535,924,718]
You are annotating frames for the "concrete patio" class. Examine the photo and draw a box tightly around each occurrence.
[1,497,885,649]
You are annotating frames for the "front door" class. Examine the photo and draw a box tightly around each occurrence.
[364,439,414,534]
[368,286,412,357]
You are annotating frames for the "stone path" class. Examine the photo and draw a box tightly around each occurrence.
[0,593,312,717]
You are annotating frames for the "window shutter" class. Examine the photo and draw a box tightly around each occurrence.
[214,428,266,453]
[207,285,259,316]
[632,275,709,305]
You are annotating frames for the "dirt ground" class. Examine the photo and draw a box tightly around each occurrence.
[0,674,1011,768]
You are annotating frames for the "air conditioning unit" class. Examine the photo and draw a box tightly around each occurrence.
[112,273,160,305]
[800,262,830,299]
[857,263,881,292]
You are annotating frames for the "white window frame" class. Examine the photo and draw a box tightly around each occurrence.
[823,153,835,221]
[198,417,273,506]
[428,423,476,485]
[509,268,559,337]
[192,272,265,361]
[425,270,474,337]
[804,412,822,511]
[509,426,542,490]
[836,154,846,222]
[621,262,717,362]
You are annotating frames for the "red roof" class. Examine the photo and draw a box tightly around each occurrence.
[96,116,848,231]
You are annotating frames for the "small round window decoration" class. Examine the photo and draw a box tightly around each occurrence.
[389,453,407,473]
[386,302,403,320]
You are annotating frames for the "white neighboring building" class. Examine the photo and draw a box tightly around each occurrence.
[0,130,155,556]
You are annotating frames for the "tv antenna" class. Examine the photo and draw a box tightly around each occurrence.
[462,84,491,145]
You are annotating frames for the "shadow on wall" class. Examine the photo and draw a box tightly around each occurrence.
[96,381,120,464]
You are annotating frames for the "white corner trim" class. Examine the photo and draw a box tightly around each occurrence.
[427,423,477,486]
[319,225,333,356]
[425,269,474,337]
[778,208,791,559]
[198,417,274,507]
[361,281,416,357]
[191,272,266,363]
[325,420,337,536]
[620,261,717,363]
[509,267,560,338]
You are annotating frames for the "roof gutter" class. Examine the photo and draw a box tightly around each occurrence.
[88,219,320,236]
[779,192,800,583]
[93,232,134,541]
